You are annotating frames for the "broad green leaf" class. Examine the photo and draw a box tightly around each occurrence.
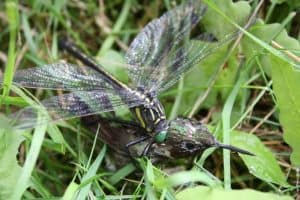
[0,116,24,199]
[240,12,300,166]
[242,20,299,76]
[202,0,251,36]
[204,0,299,71]
[155,170,221,188]
[176,186,293,200]
[231,130,290,187]
[242,21,281,76]
[271,56,300,167]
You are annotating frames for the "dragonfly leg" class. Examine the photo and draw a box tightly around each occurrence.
[141,139,155,157]
[125,135,151,159]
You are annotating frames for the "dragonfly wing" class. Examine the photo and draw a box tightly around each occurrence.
[125,1,207,91]
[154,29,241,93]
[11,89,143,129]
[9,63,114,91]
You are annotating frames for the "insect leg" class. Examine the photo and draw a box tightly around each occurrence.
[141,139,155,157]
[125,135,151,158]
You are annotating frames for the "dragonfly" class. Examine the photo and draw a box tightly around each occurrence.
[4,1,253,156]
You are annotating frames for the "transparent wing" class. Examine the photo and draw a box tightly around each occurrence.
[154,30,240,93]
[10,63,115,91]
[125,1,207,91]
[11,89,143,130]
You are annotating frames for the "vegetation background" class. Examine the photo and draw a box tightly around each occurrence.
[0,0,299,199]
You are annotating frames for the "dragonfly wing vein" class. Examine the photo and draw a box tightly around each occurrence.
[125,1,207,91]
[154,29,242,93]
[11,90,143,129]
[10,63,116,91]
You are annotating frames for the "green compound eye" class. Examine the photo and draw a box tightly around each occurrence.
[154,131,167,143]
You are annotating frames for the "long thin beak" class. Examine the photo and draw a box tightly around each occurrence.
[217,143,255,156]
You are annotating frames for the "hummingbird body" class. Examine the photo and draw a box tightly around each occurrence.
[82,116,254,164]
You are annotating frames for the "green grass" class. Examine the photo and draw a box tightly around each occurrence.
[0,0,300,199]
[2,1,18,98]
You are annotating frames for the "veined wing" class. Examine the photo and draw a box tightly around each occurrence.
[154,30,241,94]
[8,63,121,91]
[125,1,207,92]
[11,89,143,130]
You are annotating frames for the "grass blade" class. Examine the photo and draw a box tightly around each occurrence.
[1,1,18,99]
[11,113,47,200]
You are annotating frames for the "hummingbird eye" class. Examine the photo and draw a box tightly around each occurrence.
[182,141,196,150]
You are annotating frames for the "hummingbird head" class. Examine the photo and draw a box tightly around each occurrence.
[163,118,216,158]
[162,118,254,158]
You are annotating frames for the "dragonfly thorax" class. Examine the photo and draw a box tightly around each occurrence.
[131,91,168,140]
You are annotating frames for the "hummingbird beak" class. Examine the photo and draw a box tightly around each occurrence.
[217,143,255,156]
